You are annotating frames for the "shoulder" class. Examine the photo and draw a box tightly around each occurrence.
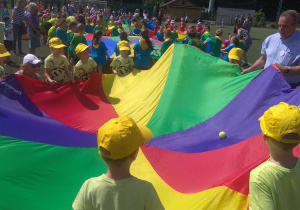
[250,161,274,182]
[264,33,280,42]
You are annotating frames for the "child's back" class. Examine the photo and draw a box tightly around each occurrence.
[72,116,164,210]
[206,29,223,57]
[249,102,300,210]
[73,175,163,209]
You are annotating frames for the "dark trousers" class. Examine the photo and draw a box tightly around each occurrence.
[12,23,22,53]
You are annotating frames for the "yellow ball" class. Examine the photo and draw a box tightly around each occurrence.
[219,131,227,139]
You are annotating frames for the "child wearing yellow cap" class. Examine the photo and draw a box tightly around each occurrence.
[110,41,134,77]
[249,102,300,210]
[44,37,74,84]
[72,116,164,210]
[73,43,97,81]
[0,43,10,78]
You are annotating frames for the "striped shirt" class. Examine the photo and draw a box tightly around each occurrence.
[11,6,24,25]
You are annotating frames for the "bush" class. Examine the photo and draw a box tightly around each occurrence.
[270,22,278,28]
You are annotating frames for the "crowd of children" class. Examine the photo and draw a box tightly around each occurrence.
[0,4,248,81]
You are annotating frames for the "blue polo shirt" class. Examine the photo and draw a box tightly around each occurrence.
[262,31,300,84]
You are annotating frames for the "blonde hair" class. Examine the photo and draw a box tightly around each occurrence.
[100,147,131,166]
[27,2,38,13]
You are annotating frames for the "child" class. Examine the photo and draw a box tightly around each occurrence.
[67,20,78,70]
[156,27,164,42]
[70,23,88,65]
[114,31,131,56]
[134,29,153,69]
[2,16,14,66]
[94,18,104,34]
[195,21,202,33]
[39,14,49,44]
[47,20,58,46]
[110,21,120,36]
[238,34,245,51]
[171,26,179,42]
[108,16,114,27]
[131,22,141,36]
[205,29,223,57]
[222,35,239,62]
[164,19,170,29]
[73,43,97,81]
[249,102,300,210]
[187,29,206,52]
[170,20,175,31]
[0,43,11,78]
[72,116,165,209]
[55,18,68,56]
[228,47,243,64]
[85,17,94,34]
[118,20,124,33]
[160,29,173,55]
[179,18,186,32]
[92,30,109,74]
[110,41,134,77]
[154,20,159,35]
[200,26,211,42]
[44,37,74,84]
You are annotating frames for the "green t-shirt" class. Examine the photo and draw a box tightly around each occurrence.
[206,36,222,57]
[74,57,97,81]
[188,39,206,52]
[72,175,164,210]
[249,159,300,210]
[67,31,75,56]
[48,26,56,38]
[171,32,178,41]
[110,27,120,36]
[160,40,173,55]
[70,34,88,60]
[239,40,245,50]
[110,55,134,77]
[44,54,70,84]
[200,34,210,42]
[94,26,103,33]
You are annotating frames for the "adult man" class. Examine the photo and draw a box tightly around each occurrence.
[243,10,300,88]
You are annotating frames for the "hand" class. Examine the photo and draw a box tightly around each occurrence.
[273,63,286,73]
[71,78,75,83]
[49,80,57,85]
[241,67,252,74]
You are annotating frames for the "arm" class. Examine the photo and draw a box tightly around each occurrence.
[273,63,300,75]
[105,51,109,59]
[4,28,8,38]
[44,68,57,85]
[242,54,266,74]
[28,15,40,35]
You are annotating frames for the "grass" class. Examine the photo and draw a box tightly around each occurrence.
[0,22,278,77]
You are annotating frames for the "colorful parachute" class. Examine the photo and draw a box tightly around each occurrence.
[1,44,300,209]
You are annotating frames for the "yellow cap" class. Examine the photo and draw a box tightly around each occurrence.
[228,47,243,61]
[0,43,10,58]
[49,37,66,48]
[97,116,153,160]
[259,102,300,143]
[118,40,130,51]
[75,43,91,55]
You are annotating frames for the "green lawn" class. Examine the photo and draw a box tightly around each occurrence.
[0,22,278,77]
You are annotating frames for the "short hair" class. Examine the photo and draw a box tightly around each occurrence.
[216,29,223,36]
[164,29,172,38]
[188,29,197,39]
[269,136,299,151]
[231,35,239,46]
[100,147,131,166]
[280,10,299,24]
[77,23,85,31]
[68,20,77,29]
